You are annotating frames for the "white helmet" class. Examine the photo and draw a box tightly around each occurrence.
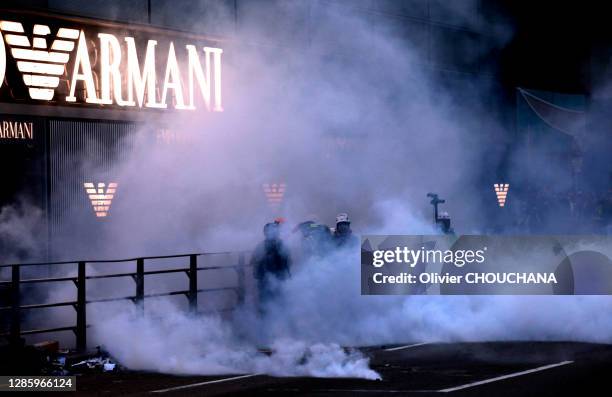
[336,213,350,223]
[439,211,450,219]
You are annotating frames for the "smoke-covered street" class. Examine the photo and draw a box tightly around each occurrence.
[2,1,612,396]
[50,342,612,396]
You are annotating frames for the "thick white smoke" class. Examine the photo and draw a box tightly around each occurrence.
[0,200,45,264]
[90,300,380,380]
[238,246,612,346]
[2,0,612,380]
[89,244,612,379]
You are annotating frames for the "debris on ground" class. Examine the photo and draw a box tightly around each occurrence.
[71,356,117,372]
[30,342,122,375]
[69,346,120,373]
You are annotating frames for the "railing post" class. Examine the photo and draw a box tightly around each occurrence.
[135,258,144,313]
[188,255,198,313]
[76,261,87,351]
[10,265,21,347]
[237,253,246,305]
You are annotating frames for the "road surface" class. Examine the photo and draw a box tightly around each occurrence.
[56,341,612,396]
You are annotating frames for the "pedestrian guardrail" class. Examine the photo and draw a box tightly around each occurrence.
[0,252,249,350]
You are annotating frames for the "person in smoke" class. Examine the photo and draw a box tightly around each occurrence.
[332,213,359,248]
[436,211,455,235]
[251,222,291,311]
[293,220,333,260]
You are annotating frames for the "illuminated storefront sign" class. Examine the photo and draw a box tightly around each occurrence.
[156,127,196,145]
[0,13,222,111]
[84,182,117,217]
[0,119,33,139]
[263,183,286,208]
[494,183,510,207]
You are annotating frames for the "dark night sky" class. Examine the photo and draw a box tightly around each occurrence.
[494,0,610,95]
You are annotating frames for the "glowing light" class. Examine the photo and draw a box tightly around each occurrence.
[0,121,33,140]
[2,20,78,100]
[57,28,79,39]
[66,31,102,103]
[0,32,5,88]
[125,37,161,108]
[32,24,50,35]
[0,18,223,110]
[185,46,223,111]
[50,39,75,52]
[98,33,127,105]
[84,182,118,218]
[206,47,223,112]
[33,37,47,48]
[186,45,210,110]
[17,61,64,75]
[263,183,286,207]
[23,74,60,88]
[4,34,30,46]
[155,127,196,145]
[28,87,54,100]
[11,48,69,63]
[0,21,24,32]
[160,42,184,109]
[494,183,510,207]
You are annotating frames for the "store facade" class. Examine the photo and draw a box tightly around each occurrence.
[0,8,223,259]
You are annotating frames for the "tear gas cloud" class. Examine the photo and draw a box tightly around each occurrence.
[91,299,380,380]
[2,0,612,379]
[0,200,45,264]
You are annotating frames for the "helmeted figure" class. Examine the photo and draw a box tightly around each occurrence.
[436,211,455,235]
[333,212,359,248]
[251,222,291,309]
[293,220,333,260]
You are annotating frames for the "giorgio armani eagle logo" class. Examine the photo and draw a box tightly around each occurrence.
[262,183,286,207]
[84,182,118,218]
[0,20,78,100]
[0,16,223,110]
[494,183,510,207]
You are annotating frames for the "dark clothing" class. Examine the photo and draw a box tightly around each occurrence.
[333,230,359,248]
[251,238,291,304]
[300,223,334,259]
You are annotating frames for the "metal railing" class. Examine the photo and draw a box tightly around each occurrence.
[0,252,249,351]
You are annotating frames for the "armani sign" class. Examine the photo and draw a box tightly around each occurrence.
[0,16,223,111]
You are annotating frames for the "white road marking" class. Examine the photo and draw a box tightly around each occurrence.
[270,389,437,393]
[384,342,431,352]
[276,360,574,394]
[150,373,261,393]
[438,360,574,393]
[270,389,426,393]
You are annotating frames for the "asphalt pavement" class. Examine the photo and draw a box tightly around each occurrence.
[56,341,612,396]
